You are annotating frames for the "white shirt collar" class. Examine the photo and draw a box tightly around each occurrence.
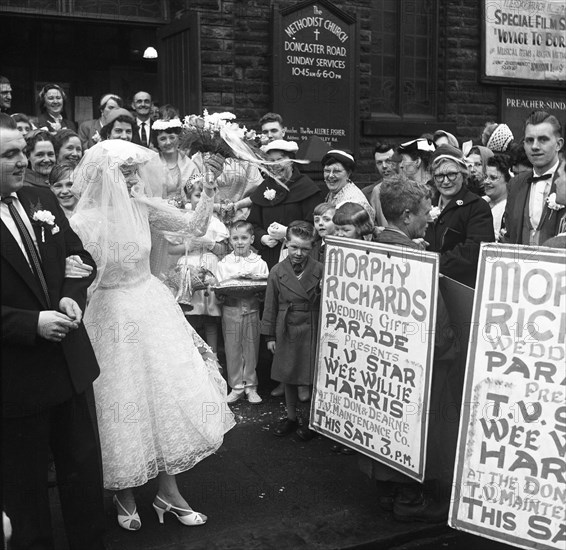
[533,159,559,179]
[1,192,19,201]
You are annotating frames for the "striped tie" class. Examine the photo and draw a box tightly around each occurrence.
[2,196,51,307]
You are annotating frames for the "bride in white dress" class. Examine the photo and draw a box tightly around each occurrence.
[70,140,234,531]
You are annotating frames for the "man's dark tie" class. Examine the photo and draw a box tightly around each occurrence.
[530,173,552,183]
[2,196,51,307]
[140,122,147,146]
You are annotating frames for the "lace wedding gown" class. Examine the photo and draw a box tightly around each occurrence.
[72,191,235,490]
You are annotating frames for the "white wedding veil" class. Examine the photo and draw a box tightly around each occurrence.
[70,140,164,294]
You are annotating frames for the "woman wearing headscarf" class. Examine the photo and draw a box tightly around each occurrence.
[425,145,495,288]
[482,122,514,153]
[70,140,234,532]
[433,129,459,149]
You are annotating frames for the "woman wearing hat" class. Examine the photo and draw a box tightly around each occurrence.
[482,122,514,153]
[433,130,459,149]
[248,139,324,270]
[151,117,198,196]
[321,149,375,220]
[397,138,435,187]
[424,145,495,288]
[146,117,204,279]
[99,108,137,142]
[78,93,123,149]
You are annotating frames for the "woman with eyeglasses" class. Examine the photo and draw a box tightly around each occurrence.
[424,145,495,288]
[483,154,510,241]
[322,149,375,221]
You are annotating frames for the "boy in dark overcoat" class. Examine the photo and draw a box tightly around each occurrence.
[261,221,322,440]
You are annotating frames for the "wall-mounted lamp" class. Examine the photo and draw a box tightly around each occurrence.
[143,47,158,59]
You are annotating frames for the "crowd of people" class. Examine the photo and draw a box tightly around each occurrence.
[1,75,566,549]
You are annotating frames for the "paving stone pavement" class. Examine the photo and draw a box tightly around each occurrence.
[49,392,463,549]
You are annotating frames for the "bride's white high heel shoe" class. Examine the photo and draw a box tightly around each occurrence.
[152,494,207,526]
[113,494,141,531]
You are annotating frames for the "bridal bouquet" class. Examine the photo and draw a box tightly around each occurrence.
[180,110,308,204]
[180,109,263,159]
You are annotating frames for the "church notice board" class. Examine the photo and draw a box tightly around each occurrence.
[499,87,566,142]
[272,0,358,151]
[481,0,566,86]
[450,244,566,550]
[310,237,439,482]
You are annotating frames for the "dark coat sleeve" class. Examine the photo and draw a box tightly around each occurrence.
[58,204,97,311]
[249,173,324,250]
[1,189,96,346]
[78,119,100,149]
[434,294,459,362]
[503,173,529,244]
[78,120,91,149]
[439,198,494,287]
[1,306,40,347]
[2,188,100,415]
[300,189,324,223]
[260,266,279,340]
[248,202,269,248]
[37,113,76,132]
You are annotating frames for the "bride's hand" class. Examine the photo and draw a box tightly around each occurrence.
[125,175,140,194]
[205,153,225,179]
[65,255,94,278]
[120,164,140,195]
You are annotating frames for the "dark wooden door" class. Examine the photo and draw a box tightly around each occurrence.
[157,11,201,116]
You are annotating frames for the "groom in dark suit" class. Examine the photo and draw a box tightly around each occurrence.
[1,114,106,549]
[504,111,564,245]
